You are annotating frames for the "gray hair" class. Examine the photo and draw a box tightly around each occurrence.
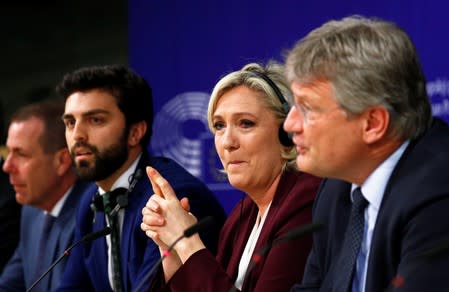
[285,15,432,139]
[208,62,297,169]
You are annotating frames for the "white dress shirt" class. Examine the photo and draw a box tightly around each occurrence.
[235,202,272,290]
[97,154,141,291]
[352,141,409,292]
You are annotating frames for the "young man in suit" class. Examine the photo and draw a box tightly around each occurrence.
[0,99,91,291]
[56,65,226,292]
[284,16,449,292]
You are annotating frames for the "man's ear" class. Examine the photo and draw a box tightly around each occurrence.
[128,121,147,146]
[362,106,390,144]
[54,148,73,176]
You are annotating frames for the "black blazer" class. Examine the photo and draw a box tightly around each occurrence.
[293,118,449,292]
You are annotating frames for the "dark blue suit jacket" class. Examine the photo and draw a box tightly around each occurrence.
[0,180,91,291]
[293,118,449,292]
[57,154,226,292]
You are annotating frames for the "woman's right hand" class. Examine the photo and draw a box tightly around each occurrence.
[141,166,196,247]
[141,166,206,264]
[141,167,195,281]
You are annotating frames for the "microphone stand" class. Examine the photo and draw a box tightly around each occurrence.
[133,216,215,292]
[384,236,449,292]
[26,227,112,292]
[229,222,323,292]
[132,234,184,292]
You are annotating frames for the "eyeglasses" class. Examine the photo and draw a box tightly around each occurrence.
[292,102,346,125]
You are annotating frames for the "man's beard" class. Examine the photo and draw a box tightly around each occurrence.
[70,130,129,182]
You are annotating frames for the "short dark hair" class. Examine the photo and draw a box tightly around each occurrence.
[10,99,66,154]
[56,65,154,146]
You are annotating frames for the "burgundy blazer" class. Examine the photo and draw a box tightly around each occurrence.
[169,170,321,292]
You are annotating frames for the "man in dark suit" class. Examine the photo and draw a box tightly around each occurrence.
[0,100,91,291]
[283,16,449,291]
[56,65,226,291]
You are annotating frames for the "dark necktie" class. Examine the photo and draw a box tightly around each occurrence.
[34,213,56,291]
[103,188,127,292]
[335,187,368,292]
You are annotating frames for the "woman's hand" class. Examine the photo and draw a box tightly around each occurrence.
[141,166,196,245]
[141,166,206,264]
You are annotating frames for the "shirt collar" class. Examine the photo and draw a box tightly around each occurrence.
[98,153,142,195]
[351,140,410,210]
[47,185,74,217]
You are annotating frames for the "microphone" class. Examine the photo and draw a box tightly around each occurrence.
[229,222,324,292]
[249,222,323,268]
[418,237,449,261]
[275,222,323,242]
[110,168,144,216]
[184,216,215,237]
[384,236,449,291]
[26,227,112,292]
[90,168,144,222]
[133,216,216,292]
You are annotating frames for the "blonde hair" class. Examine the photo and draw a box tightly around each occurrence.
[208,62,297,170]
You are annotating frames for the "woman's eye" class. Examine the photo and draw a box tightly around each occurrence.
[213,121,225,130]
[240,119,255,128]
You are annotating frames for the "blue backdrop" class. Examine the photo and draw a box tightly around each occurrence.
[129,0,449,213]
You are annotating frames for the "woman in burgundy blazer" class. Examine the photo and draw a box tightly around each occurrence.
[141,63,321,292]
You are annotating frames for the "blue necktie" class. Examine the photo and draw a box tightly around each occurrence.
[335,187,368,292]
